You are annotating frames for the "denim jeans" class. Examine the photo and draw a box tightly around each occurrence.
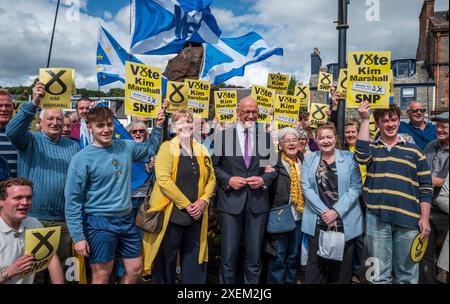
[366,211,419,284]
[267,221,302,284]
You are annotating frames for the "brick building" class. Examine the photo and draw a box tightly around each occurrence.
[417,0,449,112]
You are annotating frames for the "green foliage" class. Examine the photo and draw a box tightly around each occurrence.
[287,74,298,95]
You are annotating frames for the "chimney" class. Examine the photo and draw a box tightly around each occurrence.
[417,0,435,60]
[311,48,322,75]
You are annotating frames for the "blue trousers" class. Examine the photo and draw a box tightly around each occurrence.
[267,221,302,284]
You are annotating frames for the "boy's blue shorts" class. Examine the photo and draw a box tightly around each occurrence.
[84,212,142,264]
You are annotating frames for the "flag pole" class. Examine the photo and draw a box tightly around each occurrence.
[47,0,61,68]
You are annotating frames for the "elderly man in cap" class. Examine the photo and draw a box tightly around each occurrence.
[420,112,449,284]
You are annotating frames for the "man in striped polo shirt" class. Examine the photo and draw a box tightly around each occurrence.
[0,90,17,179]
[356,101,433,284]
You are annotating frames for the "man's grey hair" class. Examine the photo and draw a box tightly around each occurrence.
[278,127,300,142]
[407,101,423,110]
[39,109,64,121]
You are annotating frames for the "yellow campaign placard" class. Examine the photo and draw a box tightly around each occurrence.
[318,71,333,92]
[39,68,74,109]
[166,81,188,114]
[23,226,61,277]
[125,61,162,118]
[337,69,348,97]
[186,79,210,118]
[294,84,310,110]
[389,70,394,98]
[369,113,379,140]
[13,101,37,130]
[309,103,330,128]
[267,73,289,94]
[251,85,275,123]
[274,94,300,129]
[410,233,428,263]
[214,90,237,122]
[71,69,76,95]
[347,51,391,109]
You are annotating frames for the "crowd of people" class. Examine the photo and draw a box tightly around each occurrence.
[0,82,448,285]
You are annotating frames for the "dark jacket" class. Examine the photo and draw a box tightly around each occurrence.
[269,154,303,209]
[212,124,277,215]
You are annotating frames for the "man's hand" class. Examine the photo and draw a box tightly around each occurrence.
[32,82,46,107]
[245,176,265,190]
[186,199,207,220]
[330,90,340,111]
[228,176,247,190]
[154,109,165,127]
[162,99,169,110]
[357,101,372,121]
[321,209,339,226]
[6,254,34,278]
[74,240,90,257]
[418,217,431,241]
[432,176,445,188]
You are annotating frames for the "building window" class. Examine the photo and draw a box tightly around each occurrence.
[326,63,339,81]
[392,59,416,78]
[400,87,416,110]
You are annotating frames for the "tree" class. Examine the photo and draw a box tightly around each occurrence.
[287,74,298,95]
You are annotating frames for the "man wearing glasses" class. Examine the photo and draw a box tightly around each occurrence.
[213,96,277,284]
[399,101,436,151]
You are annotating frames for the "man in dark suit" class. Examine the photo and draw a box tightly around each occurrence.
[213,96,277,284]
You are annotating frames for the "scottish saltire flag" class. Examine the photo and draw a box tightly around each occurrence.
[200,32,283,85]
[79,120,92,149]
[97,26,143,86]
[130,0,221,55]
[96,102,151,191]
[97,26,168,94]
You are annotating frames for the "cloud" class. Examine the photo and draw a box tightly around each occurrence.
[0,0,448,91]
[0,0,173,90]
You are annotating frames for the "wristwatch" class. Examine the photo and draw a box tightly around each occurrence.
[1,268,8,281]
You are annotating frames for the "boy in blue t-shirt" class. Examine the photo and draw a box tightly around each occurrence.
[65,106,164,284]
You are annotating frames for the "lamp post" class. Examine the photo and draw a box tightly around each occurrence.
[336,0,349,147]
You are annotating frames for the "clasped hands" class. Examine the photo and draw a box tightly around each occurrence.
[186,199,207,221]
[228,176,264,190]
[321,209,340,228]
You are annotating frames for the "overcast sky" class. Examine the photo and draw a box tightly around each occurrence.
[0,0,448,90]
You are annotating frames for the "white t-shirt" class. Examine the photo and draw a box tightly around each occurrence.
[0,216,43,284]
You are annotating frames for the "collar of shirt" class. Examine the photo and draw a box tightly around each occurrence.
[0,217,25,235]
[409,121,432,131]
[374,136,406,151]
[236,121,255,134]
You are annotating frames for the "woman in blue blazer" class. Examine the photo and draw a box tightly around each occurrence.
[301,122,363,284]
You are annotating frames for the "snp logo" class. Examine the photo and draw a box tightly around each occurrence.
[365,0,380,22]
[365,257,381,282]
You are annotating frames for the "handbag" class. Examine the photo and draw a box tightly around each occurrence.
[267,204,296,234]
[135,173,164,234]
[317,226,345,261]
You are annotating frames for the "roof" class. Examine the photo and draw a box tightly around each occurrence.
[430,10,449,29]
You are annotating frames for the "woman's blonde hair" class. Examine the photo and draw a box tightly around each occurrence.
[172,109,193,123]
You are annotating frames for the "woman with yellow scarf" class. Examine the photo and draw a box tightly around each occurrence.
[266,127,305,284]
[141,110,216,284]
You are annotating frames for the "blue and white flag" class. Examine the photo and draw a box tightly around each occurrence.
[97,26,168,93]
[97,26,143,86]
[200,32,283,85]
[79,120,92,149]
[130,0,222,55]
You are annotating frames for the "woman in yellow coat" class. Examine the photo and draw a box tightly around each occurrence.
[142,110,216,284]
